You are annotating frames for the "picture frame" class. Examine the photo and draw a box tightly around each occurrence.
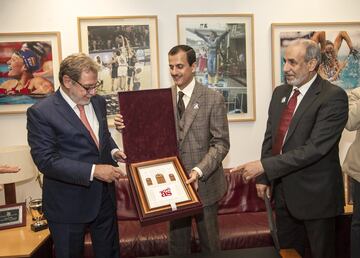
[344,174,353,206]
[78,16,160,125]
[271,22,360,90]
[0,32,62,114]
[0,202,26,230]
[177,14,256,122]
[128,156,202,225]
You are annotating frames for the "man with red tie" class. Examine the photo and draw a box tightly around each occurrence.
[27,53,126,258]
[231,39,348,258]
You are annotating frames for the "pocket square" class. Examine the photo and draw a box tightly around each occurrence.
[193,103,199,109]
[281,97,287,103]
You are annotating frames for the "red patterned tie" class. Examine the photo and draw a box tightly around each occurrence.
[77,104,99,149]
[272,89,300,155]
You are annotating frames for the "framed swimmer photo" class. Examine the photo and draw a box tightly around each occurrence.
[0,32,62,114]
[177,14,256,122]
[77,16,160,124]
[272,22,360,90]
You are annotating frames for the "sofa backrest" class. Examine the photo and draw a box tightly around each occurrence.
[115,169,266,220]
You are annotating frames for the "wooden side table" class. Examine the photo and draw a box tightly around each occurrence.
[0,213,51,258]
[280,249,301,258]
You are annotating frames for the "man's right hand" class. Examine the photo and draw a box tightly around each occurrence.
[94,164,126,183]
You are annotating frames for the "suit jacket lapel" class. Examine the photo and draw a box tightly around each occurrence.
[272,85,293,137]
[284,76,322,145]
[54,90,99,150]
[180,83,202,146]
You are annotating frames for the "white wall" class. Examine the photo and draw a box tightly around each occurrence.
[1,0,359,204]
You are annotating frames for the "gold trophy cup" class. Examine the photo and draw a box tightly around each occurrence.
[28,198,48,232]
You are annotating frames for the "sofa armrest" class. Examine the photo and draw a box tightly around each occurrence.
[218,170,266,214]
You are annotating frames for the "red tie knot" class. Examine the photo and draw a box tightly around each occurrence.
[292,89,300,98]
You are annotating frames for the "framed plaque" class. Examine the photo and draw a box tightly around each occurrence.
[0,202,26,230]
[128,156,202,225]
[119,89,203,225]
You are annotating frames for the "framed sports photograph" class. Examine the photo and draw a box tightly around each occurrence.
[177,14,255,122]
[78,16,160,123]
[272,22,360,90]
[0,32,62,114]
[128,156,202,225]
[0,202,26,230]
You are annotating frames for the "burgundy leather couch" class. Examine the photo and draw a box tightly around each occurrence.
[83,170,273,258]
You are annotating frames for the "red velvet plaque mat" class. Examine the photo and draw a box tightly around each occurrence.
[118,88,177,164]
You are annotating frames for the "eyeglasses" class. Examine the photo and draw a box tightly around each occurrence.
[68,76,102,92]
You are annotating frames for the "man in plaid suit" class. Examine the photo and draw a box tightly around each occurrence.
[168,44,230,255]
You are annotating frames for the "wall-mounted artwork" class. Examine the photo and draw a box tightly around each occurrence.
[177,14,255,122]
[0,32,62,114]
[272,22,360,90]
[78,16,159,120]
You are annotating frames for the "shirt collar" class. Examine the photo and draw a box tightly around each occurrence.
[177,78,195,98]
[59,86,78,110]
[293,74,317,96]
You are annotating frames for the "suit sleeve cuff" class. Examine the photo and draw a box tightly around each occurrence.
[111,148,120,162]
[193,167,203,178]
[90,164,95,181]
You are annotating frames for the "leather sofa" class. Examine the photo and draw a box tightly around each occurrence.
[83,170,273,258]
[82,169,351,258]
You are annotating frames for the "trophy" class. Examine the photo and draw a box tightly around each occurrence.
[28,198,48,232]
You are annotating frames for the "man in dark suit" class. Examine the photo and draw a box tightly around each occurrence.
[168,45,229,255]
[231,39,348,258]
[27,53,126,258]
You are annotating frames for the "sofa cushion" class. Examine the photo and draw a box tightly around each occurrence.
[218,213,273,249]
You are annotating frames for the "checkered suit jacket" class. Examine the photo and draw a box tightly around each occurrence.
[172,82,230,206]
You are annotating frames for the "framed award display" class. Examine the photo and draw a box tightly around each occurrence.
[118,88,203,225]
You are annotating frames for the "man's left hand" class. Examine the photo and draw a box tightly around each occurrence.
[114,114,125,132]
[186,170,199,191]
[230,160,264,183]
[113,150,127,163]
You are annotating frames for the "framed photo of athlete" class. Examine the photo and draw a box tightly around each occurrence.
[77,16,160,123]
[0,202,26,230]
[128,156,202,225]
[271,22,360,90]
[0,32,62,114]
[177,14,256,122]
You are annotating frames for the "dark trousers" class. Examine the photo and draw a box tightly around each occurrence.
[168,203,220,255]
[274,183,336,258]
[48,186,120,258]
[351,178,360,258]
